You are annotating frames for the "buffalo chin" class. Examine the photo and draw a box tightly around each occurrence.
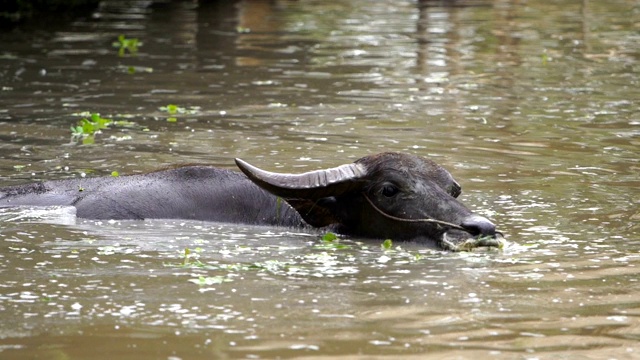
[438,229,505,252]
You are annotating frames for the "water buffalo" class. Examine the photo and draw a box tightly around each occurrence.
[0,152,502,250]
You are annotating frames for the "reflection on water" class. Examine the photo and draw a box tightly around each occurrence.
[1,0,639,358]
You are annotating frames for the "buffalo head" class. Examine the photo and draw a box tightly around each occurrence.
[235,152,503,250]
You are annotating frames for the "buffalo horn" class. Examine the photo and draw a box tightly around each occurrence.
[235,158,367,199]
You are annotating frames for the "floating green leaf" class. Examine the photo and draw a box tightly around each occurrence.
[70,113,140,144]
[316,232,351,250]
[159,104,201,115]
[113,35,140,57]
[70,113,111,138]
[322,232,338,242]
[165,104,178,114]
[541,53,549,66]
[117,65,153,74]
[188,276,231,286]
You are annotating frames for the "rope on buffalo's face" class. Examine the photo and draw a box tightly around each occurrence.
[362,193,505,251]
[362,193,466,231]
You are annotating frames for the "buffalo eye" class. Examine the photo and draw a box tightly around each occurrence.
[450,181,462,198]
[381,184,399,197]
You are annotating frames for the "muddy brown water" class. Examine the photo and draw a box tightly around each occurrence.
[0,0,639,359]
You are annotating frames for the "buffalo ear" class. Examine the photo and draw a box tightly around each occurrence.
[285,197,340,228]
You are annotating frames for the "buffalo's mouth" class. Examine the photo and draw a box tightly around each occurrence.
[438,228,505,252]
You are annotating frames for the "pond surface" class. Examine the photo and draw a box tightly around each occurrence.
[1,0,639,358]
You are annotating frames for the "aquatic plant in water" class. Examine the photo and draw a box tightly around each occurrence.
[167,233,480,287]
[439,234,506,252]
[188,276,232,286]
[113,35,140,57]
[70,112,138,144]
[117,65,153,74]
[159,104,201,123]
[70,113,111,144]
[314,232,352,250]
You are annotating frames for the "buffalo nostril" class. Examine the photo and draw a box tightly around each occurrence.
[461,215,496,236]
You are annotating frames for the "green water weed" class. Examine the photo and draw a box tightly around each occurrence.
[159,104,201,122]
[188,276,232,286]
[113,35,140,57]
[315,232,351,250]
[70,112,139,144]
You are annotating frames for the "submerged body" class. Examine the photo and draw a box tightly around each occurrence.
[0,152,502,250]
[0,167,303,226]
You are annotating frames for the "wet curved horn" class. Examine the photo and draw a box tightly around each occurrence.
[235,158,368,199]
